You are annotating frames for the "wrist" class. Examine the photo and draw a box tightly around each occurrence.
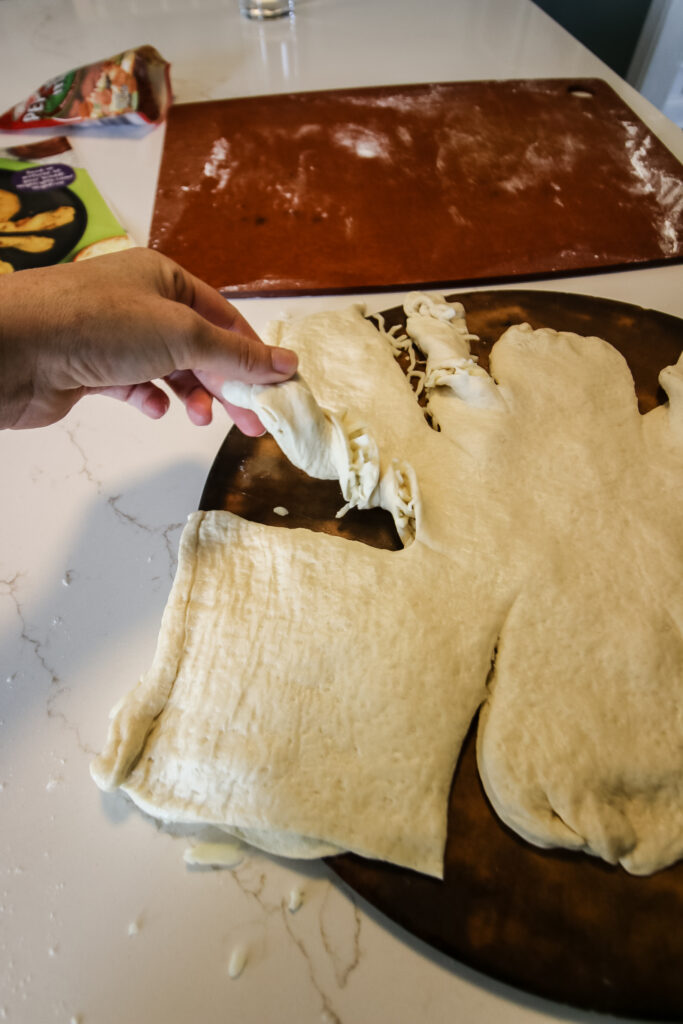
[0,273,47,429]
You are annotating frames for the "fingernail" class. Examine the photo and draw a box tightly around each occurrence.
[272,348,298,375]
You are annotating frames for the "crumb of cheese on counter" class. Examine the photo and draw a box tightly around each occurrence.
[287,886,304,912]
[228,943,248,979]
[183,839,244,868]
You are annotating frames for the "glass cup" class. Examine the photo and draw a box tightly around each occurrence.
[239,0,295,18]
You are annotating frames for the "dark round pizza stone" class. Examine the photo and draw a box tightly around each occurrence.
[200,290,683,1020]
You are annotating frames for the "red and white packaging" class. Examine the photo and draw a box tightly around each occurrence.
[0,45,172,132]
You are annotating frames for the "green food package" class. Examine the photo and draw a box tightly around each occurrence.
[0,137,133,276]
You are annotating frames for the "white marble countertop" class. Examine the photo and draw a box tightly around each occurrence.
[1,2,682,1023]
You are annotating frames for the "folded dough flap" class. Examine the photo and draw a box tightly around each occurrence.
[222,375,381,513]
[406,304,475,376]
[404,293,504,410]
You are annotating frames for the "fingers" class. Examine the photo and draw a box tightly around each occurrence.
[165,370,214,425]
[164,371,266,431]
[167,264,299,385]
[93,372,266,434]
[223,401,267,437]
[164,374,264,434]
[189,368,266,434]
[92,382,170,419]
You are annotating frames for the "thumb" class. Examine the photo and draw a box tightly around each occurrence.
[192,320,298,385]
[222,330,299,382]
[171,266,298,384]
[191,327,298,412]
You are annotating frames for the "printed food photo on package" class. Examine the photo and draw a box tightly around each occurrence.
[0,137,134,275]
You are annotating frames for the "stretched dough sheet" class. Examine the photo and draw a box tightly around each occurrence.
[92,510,497,876]
[92,295,683,881]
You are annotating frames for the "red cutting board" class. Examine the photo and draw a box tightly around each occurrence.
[149,79,683,295]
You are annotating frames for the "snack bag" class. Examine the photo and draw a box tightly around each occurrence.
[0,45,171,131]
[0,138,134,275]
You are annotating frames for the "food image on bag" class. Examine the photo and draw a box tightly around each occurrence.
[0,138,134,274]
[0,45,171,131]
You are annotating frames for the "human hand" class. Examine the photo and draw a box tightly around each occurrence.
[0,247,298,431]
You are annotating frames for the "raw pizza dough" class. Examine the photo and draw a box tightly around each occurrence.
[92,294,683,878]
